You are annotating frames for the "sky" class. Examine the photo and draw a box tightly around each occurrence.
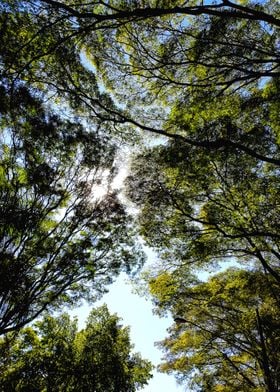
[70,260,186,392]
[69,247,236,392]
[72,275,184,392]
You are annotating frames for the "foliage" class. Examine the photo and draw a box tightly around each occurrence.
[1,0,279,163]
[126,81,280,282]
[149,268,280,392]
[0,83,145,335]
[1,1,280,390]
[0,305,153,391]
[1,1,279,136]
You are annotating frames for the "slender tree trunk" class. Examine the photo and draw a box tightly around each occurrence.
[256,308,276,392]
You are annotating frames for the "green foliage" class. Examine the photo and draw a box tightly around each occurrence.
[0,305,153,391]
[150,269,280,391]
[1,1,280,390]
[0,83,145,335]
[1,0,279,133]
[76,0,280,111]
[126,80,280,281]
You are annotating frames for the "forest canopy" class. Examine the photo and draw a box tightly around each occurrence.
[0,0,279,390]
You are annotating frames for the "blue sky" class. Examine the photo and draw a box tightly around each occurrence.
[70,248,236,392]
[101,275,184,392]
[70,155,197,392]
[71,272,185,392]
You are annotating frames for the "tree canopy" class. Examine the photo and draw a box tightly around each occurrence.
[0,1,280,390]
[126,78,280,282]
[149,268,280,392]
[0,305,153,391]
[2,1,279,132]
[0,78,144,335]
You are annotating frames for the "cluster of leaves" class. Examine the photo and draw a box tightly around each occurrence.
[126,81,280,280]
[0,2,155,390]
[149,268,280,391]
[0,82,145,335]
[0,305,153,391]
[125,60,280,392]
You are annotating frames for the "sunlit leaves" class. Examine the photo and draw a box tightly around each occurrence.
[126,80,280,278]
[151,269,280,391]
[0,305,153,391]
[1,3,280,391]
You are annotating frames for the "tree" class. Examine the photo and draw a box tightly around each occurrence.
[0,83,145,335]
[0,3,279,391]
[78,0,279,97]
[148,268,280,392]
[0,0,279,177]
[0,0,278,311]
[0,305,153,391]
[1,0,279,379]
[1,1,279,145]
[125,84,280,282]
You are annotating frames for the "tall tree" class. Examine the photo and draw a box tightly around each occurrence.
[0,84,144,335]
[0,305,153,391]
[149,268,280,392]
[126,82,280,283]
